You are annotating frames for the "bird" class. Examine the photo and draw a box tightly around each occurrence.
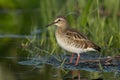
[47,16,101,65]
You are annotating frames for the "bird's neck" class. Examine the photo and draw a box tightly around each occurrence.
[56,26,69,33]
[56,27,67,35]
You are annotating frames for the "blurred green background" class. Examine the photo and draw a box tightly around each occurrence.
[0,0,120,80]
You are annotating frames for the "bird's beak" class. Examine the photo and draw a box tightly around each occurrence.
[46,21,57,27]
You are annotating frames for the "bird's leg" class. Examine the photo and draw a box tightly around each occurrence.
[69,53,75,63]
[75,54,80,66]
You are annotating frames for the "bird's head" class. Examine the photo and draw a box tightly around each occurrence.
[47,16,68,28]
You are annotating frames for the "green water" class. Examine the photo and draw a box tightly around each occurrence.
[0,0,120,80]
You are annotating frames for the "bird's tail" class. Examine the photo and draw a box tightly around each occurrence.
[94,46,101,52]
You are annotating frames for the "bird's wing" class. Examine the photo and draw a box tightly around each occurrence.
[64,28,101,51]
[65,28,88,40]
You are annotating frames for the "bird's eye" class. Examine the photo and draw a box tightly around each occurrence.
[58,19,61,21]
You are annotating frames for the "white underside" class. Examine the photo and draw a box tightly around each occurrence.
[56,35,96,54]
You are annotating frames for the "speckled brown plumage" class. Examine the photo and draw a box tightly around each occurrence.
[47,16,101,65]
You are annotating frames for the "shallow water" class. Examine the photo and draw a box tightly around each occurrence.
[0,35,120,80]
